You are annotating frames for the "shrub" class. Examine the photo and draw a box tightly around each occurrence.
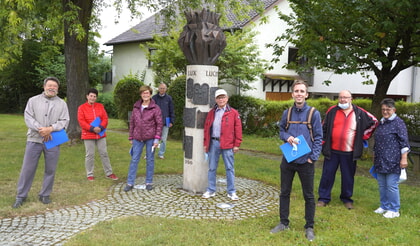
[97,92,117,119]
[167,75,186,140]
[113,74,144,123]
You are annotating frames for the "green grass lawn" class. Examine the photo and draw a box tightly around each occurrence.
[1,114,419,245]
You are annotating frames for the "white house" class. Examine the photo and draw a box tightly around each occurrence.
[104,0,420,102]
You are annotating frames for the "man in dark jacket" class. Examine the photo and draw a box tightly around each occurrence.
[152,83,175,159]
[202,89,242,201]
[317,90,378,209]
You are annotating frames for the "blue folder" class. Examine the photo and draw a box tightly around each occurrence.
[90,116,106,137]
[280,135,311,163]
[44,129,69,149]
[369,166,378,179]
[166,117,171,127]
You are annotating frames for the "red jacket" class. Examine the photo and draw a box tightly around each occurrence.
[78,102,108,140]
[204,104,242,150]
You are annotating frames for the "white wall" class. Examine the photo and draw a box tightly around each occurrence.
[110,43,155,89]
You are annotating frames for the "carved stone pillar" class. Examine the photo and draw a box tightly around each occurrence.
[178,9,226,193]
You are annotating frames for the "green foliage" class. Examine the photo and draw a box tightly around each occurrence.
[113,74,144,123]
[0,39,65,113]
[272,0,420,75]
[230,96,420,138]
[217,28,268,91]
[396,101,420,137]
[167,75,186,140]
[97,92,117,119]
[269,0,420,116]
[144,26,267,91]
[88,45,111,87]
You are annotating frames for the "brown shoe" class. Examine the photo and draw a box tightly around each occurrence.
[344,202,353,209]
[317,201,327,207]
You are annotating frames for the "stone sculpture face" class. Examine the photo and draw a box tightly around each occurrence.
[178,8,227,65]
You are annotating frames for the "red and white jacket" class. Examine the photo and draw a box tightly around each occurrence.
[204,104,242,150]
[78,102,108,140]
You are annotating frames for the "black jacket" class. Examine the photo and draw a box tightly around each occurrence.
[322,104,378,161]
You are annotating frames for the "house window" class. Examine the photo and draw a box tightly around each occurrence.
[148,48,156,68]
[288,47,307,66]
[288,47,298,64]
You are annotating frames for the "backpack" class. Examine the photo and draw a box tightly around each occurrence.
[285,106,316,142]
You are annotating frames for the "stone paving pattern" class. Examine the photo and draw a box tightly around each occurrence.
[0,174,279,245]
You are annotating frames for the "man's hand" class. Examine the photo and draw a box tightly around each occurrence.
[233,147,239,153]
[39,126,53,142]
[287,136,295,145]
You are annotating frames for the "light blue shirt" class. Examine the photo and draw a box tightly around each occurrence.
[212,107,225,138]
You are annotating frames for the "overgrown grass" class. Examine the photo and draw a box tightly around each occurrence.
[1,114,419,245]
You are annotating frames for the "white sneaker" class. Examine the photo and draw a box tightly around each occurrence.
[202,191,216,199]
[374,207,387,214]
[383,211,400,218]
[227,192,239,201]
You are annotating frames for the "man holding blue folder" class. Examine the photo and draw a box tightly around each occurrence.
[270,80,322,242]
[152,83,175,159]
[13,77,69,208]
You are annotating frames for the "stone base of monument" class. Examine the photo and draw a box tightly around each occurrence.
[182,65,219,193]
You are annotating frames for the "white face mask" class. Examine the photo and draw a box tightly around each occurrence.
[338,103,350,110]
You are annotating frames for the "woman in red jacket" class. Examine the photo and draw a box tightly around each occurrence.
[77,88,118,181]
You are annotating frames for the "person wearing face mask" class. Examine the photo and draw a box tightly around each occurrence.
[78,88,119,181]
[372,98,409,218]
[317,90,378,210]
[12,77,70,208]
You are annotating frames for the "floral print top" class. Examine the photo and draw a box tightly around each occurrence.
[373,115,410,174]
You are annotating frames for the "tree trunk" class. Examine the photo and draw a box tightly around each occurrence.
[63,0,94,140]
[371,76,393,118]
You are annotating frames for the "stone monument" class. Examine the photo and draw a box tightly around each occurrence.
[178,9,227,193]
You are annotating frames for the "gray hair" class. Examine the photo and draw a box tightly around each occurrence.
[43,77,60,86]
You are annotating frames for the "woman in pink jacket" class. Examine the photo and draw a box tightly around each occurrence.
[77,88,118,181]
[124,85,163,192]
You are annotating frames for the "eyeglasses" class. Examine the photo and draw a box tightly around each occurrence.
[338,96,352,100]
[216,96,227,99]
[381,108,394,112]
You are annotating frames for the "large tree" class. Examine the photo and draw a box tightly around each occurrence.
[0,0,264,140]
[269,0,420,116]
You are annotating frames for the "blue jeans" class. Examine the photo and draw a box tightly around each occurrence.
[377,173,400,212]
[279,157,315,228]
[127,139,154,185]
[158,126,169,157]
[207,139,236,194]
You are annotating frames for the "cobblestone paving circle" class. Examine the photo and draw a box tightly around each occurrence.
[0,174,279,245]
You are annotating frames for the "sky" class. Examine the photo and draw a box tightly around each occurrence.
[96,1,153,54]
